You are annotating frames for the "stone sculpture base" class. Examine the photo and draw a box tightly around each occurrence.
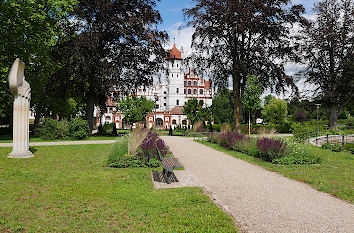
[8,151,34,159]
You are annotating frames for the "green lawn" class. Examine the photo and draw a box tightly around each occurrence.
[0,135,122,143]
[197,140,354,204]
[0,144,237,232]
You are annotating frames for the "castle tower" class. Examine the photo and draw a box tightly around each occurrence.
[166,44,185,110]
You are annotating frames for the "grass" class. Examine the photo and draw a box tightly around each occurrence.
[197,140,354,204]
[0,134,121,143]
[0,144,237,232]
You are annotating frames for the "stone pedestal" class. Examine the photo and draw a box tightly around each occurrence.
[8,58,33,158]
[8,95,33,158]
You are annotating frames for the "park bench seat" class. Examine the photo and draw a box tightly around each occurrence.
[156,146,181,184]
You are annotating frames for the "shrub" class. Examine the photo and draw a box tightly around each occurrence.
[39,118,69,140]
[137,131,170,162]
[257,138,287,161]
[207,132,220,144]
[219,132,245,149]
[291,122,316,142]
[273,140,320,165]
[68,117,90,139]
[234,137,258,157]
[109,156,160,168]
[294,110,307,122]
[274,122,292,133]
[343,144,354,154]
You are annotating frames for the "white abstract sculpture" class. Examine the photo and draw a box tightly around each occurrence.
[8,58,33,158]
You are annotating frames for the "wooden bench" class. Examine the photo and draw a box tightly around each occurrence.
[156,146,181,184]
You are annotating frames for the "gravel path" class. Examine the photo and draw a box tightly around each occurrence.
[0,140,117,147]
[161,136,354,233]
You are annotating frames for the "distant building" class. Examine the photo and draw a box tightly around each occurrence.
[99,44,213,129]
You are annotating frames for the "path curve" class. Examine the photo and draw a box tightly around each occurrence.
[0,140,117,147]
[161,136,354,233]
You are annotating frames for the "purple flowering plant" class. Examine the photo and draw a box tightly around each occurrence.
[137,131,169,161]
[257,138,287,161]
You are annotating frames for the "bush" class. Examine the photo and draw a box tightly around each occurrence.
[257,138,287,162]
[294,110,307,122]
[234,137,258,157]
[273,122,292,133]
[39,118,69,140]
[68,117,90,139]
[343,144,354,154]
[321,143,344,152]
[291,122,316,142]
[137,132,170,161]
[219,132,245,149]
[109,156,160,168]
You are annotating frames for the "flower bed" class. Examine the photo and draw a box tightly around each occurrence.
[207,132,320,164]
[108,130,170,168]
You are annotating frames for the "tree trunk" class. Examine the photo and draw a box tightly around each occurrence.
[34,111,41,128]
[86,95,95,132]
[233,75,242,133]
[248,112,251,135]
[328,104,338,130]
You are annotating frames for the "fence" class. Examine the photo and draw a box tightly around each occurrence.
[308,133,354,147]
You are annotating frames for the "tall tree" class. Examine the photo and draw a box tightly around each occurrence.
[212,89,234,124]
[63,0,168,130]
[0,0,77,125]
[242,75,263,134]
[117,96,154,128]
[297,0,354,129]
[184,0,304,132]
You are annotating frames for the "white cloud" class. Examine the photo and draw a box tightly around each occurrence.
[164,22,195,58]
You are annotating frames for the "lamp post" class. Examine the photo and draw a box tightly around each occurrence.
[153,91,159,133]
[315,103,321,146]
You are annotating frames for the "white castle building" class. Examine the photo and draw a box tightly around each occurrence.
[99,44,213,129]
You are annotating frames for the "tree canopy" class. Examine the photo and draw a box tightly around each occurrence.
[117,96,154,127]
[60,0,168,130]
[262,99,288,124]
[184,0,305,132]
[296,0,354,129]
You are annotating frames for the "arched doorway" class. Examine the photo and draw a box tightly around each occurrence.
[156,118,163,129]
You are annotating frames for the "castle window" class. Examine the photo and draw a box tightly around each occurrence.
[177,63,178,67]
[172,74,173,77]
[164,103,166,106]
[193,81,197,86]
[176,99,180,105]
[200,89,203,94]
[188,81,191,86]
[184,89,186,94]
[172,120,177,124]
[188,89,191,94]
[194,89,197,94]
[176,88,179,94]
[177,74,178,77]
[184,81,186,86]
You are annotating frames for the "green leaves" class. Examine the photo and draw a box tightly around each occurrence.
[262,99,288,124]
[117,96,154,126]
[242,75,263,117]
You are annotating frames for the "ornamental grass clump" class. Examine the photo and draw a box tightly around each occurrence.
[257,138,287,162]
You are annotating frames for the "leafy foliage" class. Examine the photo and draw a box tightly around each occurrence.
[212,89,234,124]
[117,96,155,127]
[296,0,354,129]
[183,99,210,125]
[68,117,90,140]
[262,99,288,124]
[257,138,287,162]
[39,118,69,140]
[184,0,304,131]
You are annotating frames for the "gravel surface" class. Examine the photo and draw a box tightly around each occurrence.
[161,136,354,233]
[0,140,117,147]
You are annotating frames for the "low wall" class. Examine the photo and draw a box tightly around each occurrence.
[309,134,354,147]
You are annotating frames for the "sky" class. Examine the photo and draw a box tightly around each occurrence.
[155,0,319,98]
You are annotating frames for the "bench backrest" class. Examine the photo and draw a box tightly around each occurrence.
[156,145,163,161]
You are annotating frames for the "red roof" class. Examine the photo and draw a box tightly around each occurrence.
[168,44,182,60]
[170,106,184,115]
